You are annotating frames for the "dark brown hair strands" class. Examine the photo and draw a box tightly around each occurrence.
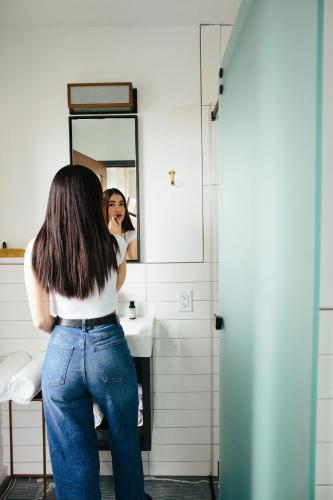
[32,165,120,299]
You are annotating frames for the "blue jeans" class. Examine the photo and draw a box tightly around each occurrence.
[41,320,146,500]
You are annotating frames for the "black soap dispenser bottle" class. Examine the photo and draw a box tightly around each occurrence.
[129,300,136,319]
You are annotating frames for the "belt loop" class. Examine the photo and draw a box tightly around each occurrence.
[82,319,86,332]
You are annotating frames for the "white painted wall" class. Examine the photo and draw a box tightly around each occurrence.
[0,25,202,262]
[317,1,333,498]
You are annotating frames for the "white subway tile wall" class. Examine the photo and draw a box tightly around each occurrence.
[316,311,333,496]
[0,262,219,477]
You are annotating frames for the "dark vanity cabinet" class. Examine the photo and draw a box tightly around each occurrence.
[96,356,153,451]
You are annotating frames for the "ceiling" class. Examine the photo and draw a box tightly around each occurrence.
[0,0,240,27]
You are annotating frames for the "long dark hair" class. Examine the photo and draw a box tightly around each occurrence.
[102,188,135,232]
[32,165,120,299]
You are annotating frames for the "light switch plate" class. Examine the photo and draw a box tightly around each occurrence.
[177,289,193,312]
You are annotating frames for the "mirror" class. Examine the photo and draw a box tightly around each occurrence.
[69,115,140,261]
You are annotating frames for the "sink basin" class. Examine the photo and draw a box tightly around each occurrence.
[120,316,155,357]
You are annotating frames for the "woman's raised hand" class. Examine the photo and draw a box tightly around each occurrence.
[108,216,122,235]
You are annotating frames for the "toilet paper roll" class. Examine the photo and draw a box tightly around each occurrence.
[0,351,32,402]
[8,351,45,405]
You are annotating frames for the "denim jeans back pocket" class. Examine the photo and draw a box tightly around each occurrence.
[43,344,74,387]
[92,337,133,383]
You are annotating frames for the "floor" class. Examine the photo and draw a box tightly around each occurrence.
[0,476,219,499]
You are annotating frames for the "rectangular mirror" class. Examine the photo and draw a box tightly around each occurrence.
[69,115,140,262]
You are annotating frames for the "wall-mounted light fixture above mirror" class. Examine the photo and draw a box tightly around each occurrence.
[69,115,140,262]
[67,83,137,114]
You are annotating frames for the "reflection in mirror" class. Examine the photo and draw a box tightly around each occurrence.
[69,116,139,261]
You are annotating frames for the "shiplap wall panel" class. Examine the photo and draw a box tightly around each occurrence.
[0,302,31,320]
[153,357,211,374]
[118,283,146,302]
[317,443,333,484]
[149,461,211,476]
[154,392,211,409]
[0,284,27,301]
[316,486,333,500]
[152,427,212,445]
[0,265,24,283]
[2,448,149,465]
[317,313,333,490]
[153,338,212,357]
[156,319,219,338]
[2,460,150,476]
[317,355,333,398]
[146,263,219,283]
[317,399,333,442]
[147,282,218,301]
[319,311,333,354]
[0,321,46,340]
[149,444,211,462]
[147,301,218,320]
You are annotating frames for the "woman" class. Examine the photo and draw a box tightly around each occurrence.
[24,165,151,500]
[103,188,137,260]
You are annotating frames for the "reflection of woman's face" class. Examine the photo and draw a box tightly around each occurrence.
[107,194,126,226]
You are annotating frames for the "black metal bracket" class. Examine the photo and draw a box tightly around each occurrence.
[211,100,219,121]
[214,313,224,330]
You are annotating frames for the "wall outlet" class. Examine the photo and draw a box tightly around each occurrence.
[177,289,193,312]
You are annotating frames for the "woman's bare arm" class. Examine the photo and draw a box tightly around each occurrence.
[24,260,55,333]
[116,259,126,292]
[126,239,137,260]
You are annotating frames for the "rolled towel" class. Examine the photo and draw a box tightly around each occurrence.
[138,383,143,410]
[138,409,143,427]
[0,351,32,402]
[7,351,45,405]
[93,400,104,428]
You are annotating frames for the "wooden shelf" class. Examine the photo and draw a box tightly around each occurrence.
[0,249,25,258]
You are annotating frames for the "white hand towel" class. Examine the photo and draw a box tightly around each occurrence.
[0,351,32,402]
[93,400,104,428]
[138,383,143,410]
[7,351,45,405]
[138,409,143,427]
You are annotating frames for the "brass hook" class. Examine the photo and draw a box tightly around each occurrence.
[169,170,176,185]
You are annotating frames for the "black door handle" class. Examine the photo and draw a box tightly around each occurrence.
[214,314,224,331]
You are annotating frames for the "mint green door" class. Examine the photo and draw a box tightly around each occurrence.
[218,1,323,499]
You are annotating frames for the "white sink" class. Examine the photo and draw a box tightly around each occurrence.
[120,316,155,357]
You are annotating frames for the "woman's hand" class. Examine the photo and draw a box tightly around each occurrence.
[108,216,122,235]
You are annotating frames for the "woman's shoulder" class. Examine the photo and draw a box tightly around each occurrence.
[124,230,137,245]
[25,237,37,254]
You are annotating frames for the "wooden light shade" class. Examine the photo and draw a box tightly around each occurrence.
[67,82,135,114]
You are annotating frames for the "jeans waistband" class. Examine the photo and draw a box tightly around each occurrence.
[55,312,119,329]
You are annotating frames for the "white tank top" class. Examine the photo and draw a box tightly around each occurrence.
[24,234,126,319]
